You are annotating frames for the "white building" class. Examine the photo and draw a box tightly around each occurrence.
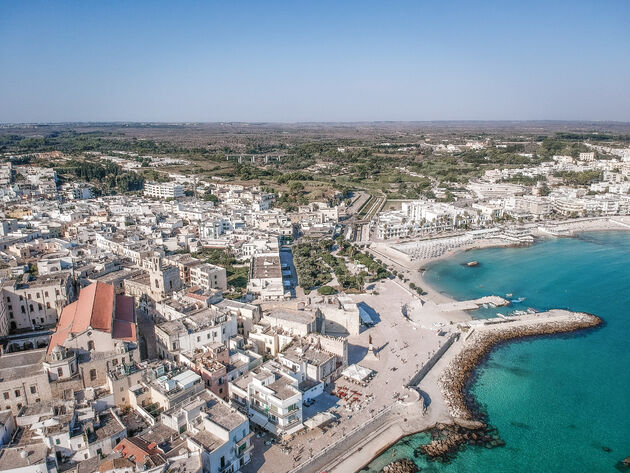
[143,182,185,199]
[229,364,302,435]
[190,264,227,292]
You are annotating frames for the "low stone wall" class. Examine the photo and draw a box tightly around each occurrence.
[406,333,458,388]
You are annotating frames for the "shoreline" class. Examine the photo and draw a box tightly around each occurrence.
[355,223,627,472]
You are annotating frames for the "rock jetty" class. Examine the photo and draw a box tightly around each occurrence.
[440,311,602,420]
[380,459,419,473]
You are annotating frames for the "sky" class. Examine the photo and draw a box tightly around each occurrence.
[1,0,629,123]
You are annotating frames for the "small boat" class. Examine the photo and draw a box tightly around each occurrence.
[466,261,479,267]
[511,297,526,303]
[506,293,513,298]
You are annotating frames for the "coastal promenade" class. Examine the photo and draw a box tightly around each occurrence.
[253,225,618,473]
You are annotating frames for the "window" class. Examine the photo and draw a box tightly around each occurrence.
[55,289,60,296]
[197,336,200,342]
[27,294,31,300]
[2,393,8,400]
[57,368,63,377]
[46,302,51,309]
[55,439,60,445]
[29,304,34,312]
[88,340,95,351]
[36,292,40,298]
[14,390,20,397]
[40,318,44,323]
[112,358,118,366]
[45,291,49,297]
[90,369,97,381]
[21,306,25,313]
[30,386,37,394]
[19,295,23,301]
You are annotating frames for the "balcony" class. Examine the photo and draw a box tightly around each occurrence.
[237,443,254,458]
[235,431,254,447]
[249,402,272,419]
[219,462,236,473]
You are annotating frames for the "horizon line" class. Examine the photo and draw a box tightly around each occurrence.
[2,119,630,126]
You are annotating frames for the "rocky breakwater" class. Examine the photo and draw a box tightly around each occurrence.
[415,310,602,461]
[380,459,418,473]
[441,310,602,421]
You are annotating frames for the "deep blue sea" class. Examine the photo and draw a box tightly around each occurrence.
[365,231,630,473]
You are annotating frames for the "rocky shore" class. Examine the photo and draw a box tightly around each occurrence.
[415,420,505,461]
[379,459,418,473]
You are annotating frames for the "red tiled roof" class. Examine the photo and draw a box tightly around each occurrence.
[113,437,163,466]
[115,294,134,322]
[112,320,136,342]
[72,282,114,333]
[47,282,136,354]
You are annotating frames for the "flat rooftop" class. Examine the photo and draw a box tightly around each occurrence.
[250,255,282,279]
[0,445,49,469]
[266,309,315,325]
[0,349,46,381]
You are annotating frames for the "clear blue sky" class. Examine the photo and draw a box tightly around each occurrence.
[1,0,629,123]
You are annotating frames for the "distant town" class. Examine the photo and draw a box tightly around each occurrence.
[0,122,629,473]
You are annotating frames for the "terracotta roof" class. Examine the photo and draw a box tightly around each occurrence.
[48,282,136,354]
[113,437,165,467]
[115,295,134,322]
[112,319,136,342]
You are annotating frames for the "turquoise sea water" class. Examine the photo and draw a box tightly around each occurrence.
[365,231,630,473]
